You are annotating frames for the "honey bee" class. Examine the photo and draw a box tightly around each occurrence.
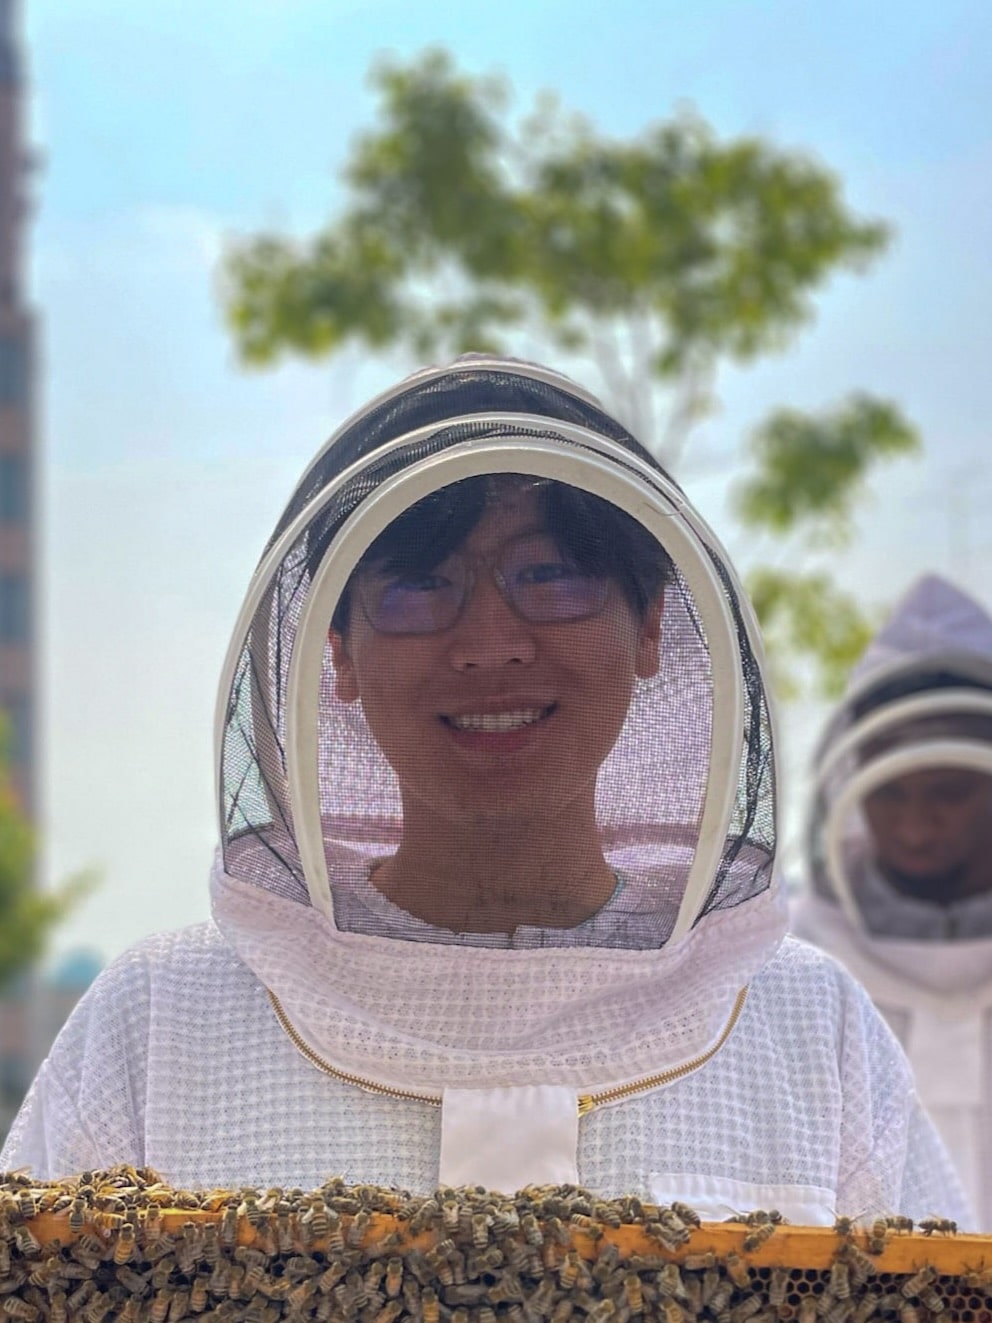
[842,1241,876,1285]
[725,1252,751,1289]
[373,1302,405,1323]
[168,1289,191,1323]
[670,1201,701,1228]
[768,1267,790,1309]
[237,1247,268,1297]
[733,1298,764,1322]
[276,1204,294,1253]
[898,1306,921,1323]
[115,1264,150,1294]
[379,1255,402,1299]
[569,1213,603,1237]
[27,1253,63,1289]
[408,1198,441,1234]
[850,1291,881,1323]
[658,1262,690,1304]
[302,1196,330,1242]
[66,1280,97,1313]
[347,1208,371,1248]
[833,1214,858,1237]
[550,1304,573,1323]
[700,1269,723,1309]
[189,1274,210,1313]
[829,1259,851,1301]
[424,1247,455,1289]
[11,1222,40,1257]
[421,1286,440,1323]
[900,1266,935,1299]
[239,1192,263,1227]
[176,1221,202,1275]
[797,1298,819,1323]
[48,1291,68,1323]
[886,1215,914,1233]
[286,1279,316,1312]
[661,1302,684,1323]
[220,1199,240,1246]
[520,1211,543,1247]
[621,1272,644,1313]
[83,1291,114,1323]
[586,1300,616,1323]
[683,1252,716,1271]
[316,1260,350,1295]
[742,1220,777,1252]
[113,1221,137,1265]
[559,1250,585,1291]
[820,1301,853,1323]
[919,1216,957,1236]
[2,1300,40,1322]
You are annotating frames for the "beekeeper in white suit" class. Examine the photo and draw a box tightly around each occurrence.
[794,573,992,1226]
[2,359,968,1224]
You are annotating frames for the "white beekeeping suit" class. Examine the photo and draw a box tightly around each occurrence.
[2,359,967,1225]
[794,573,992,1226]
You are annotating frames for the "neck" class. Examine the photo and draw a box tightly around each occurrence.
[373,797,615,933]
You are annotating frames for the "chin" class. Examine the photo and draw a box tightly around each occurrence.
[885,863,963,900]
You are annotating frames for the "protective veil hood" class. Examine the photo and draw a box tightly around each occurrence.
[800,574,992,978]
[211,357,784,1110]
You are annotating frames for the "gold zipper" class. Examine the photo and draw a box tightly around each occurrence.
[268,985,748,1116]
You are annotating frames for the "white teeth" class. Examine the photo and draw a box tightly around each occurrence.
[449,709,547,732]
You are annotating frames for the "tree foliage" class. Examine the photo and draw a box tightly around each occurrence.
[734,395,919,544]
[221,48,919,697]
[0,721,89,992]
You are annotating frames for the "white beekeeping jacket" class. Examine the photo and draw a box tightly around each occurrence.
[2,361,968,1225]
[793,573,992,1227]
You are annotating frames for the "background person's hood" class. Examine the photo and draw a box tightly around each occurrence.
[805,573,992,950]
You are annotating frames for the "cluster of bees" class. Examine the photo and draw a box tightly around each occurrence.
[0,1168,985,1323]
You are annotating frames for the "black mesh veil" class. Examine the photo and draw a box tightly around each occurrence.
[217,359,775,950]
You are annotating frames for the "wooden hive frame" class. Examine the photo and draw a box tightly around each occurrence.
[2,1173,991,1322]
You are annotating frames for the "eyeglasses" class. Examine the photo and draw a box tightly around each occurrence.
[355,532,613,635]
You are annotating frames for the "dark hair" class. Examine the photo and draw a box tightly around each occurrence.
[329,475,673,634]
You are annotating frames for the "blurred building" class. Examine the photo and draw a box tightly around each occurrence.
[0,0,69,1147]
[0,0,36,811]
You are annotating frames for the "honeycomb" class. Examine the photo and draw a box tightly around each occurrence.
[1,1169,989,1322]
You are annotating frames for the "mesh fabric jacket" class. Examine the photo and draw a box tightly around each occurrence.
[2,921,966,1222]
[794,573,992,1226]
[2,363,970,1223]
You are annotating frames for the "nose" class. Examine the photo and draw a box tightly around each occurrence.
[446,572,537,671]
[888,801,944,850]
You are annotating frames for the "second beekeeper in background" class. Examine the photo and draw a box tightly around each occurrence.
[794,573,992,1226]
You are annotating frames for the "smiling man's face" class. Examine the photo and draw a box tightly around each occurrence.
[329,482,663,830]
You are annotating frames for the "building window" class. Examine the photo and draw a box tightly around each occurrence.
[0,453,27,520]
[4,695,31,769]
[0,575,27,641]
[0,335,27,404]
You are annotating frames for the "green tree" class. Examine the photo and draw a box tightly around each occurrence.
[220,48,919,696]
[0,719,89,992]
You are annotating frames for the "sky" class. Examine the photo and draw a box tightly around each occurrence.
[20,0,992,965]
